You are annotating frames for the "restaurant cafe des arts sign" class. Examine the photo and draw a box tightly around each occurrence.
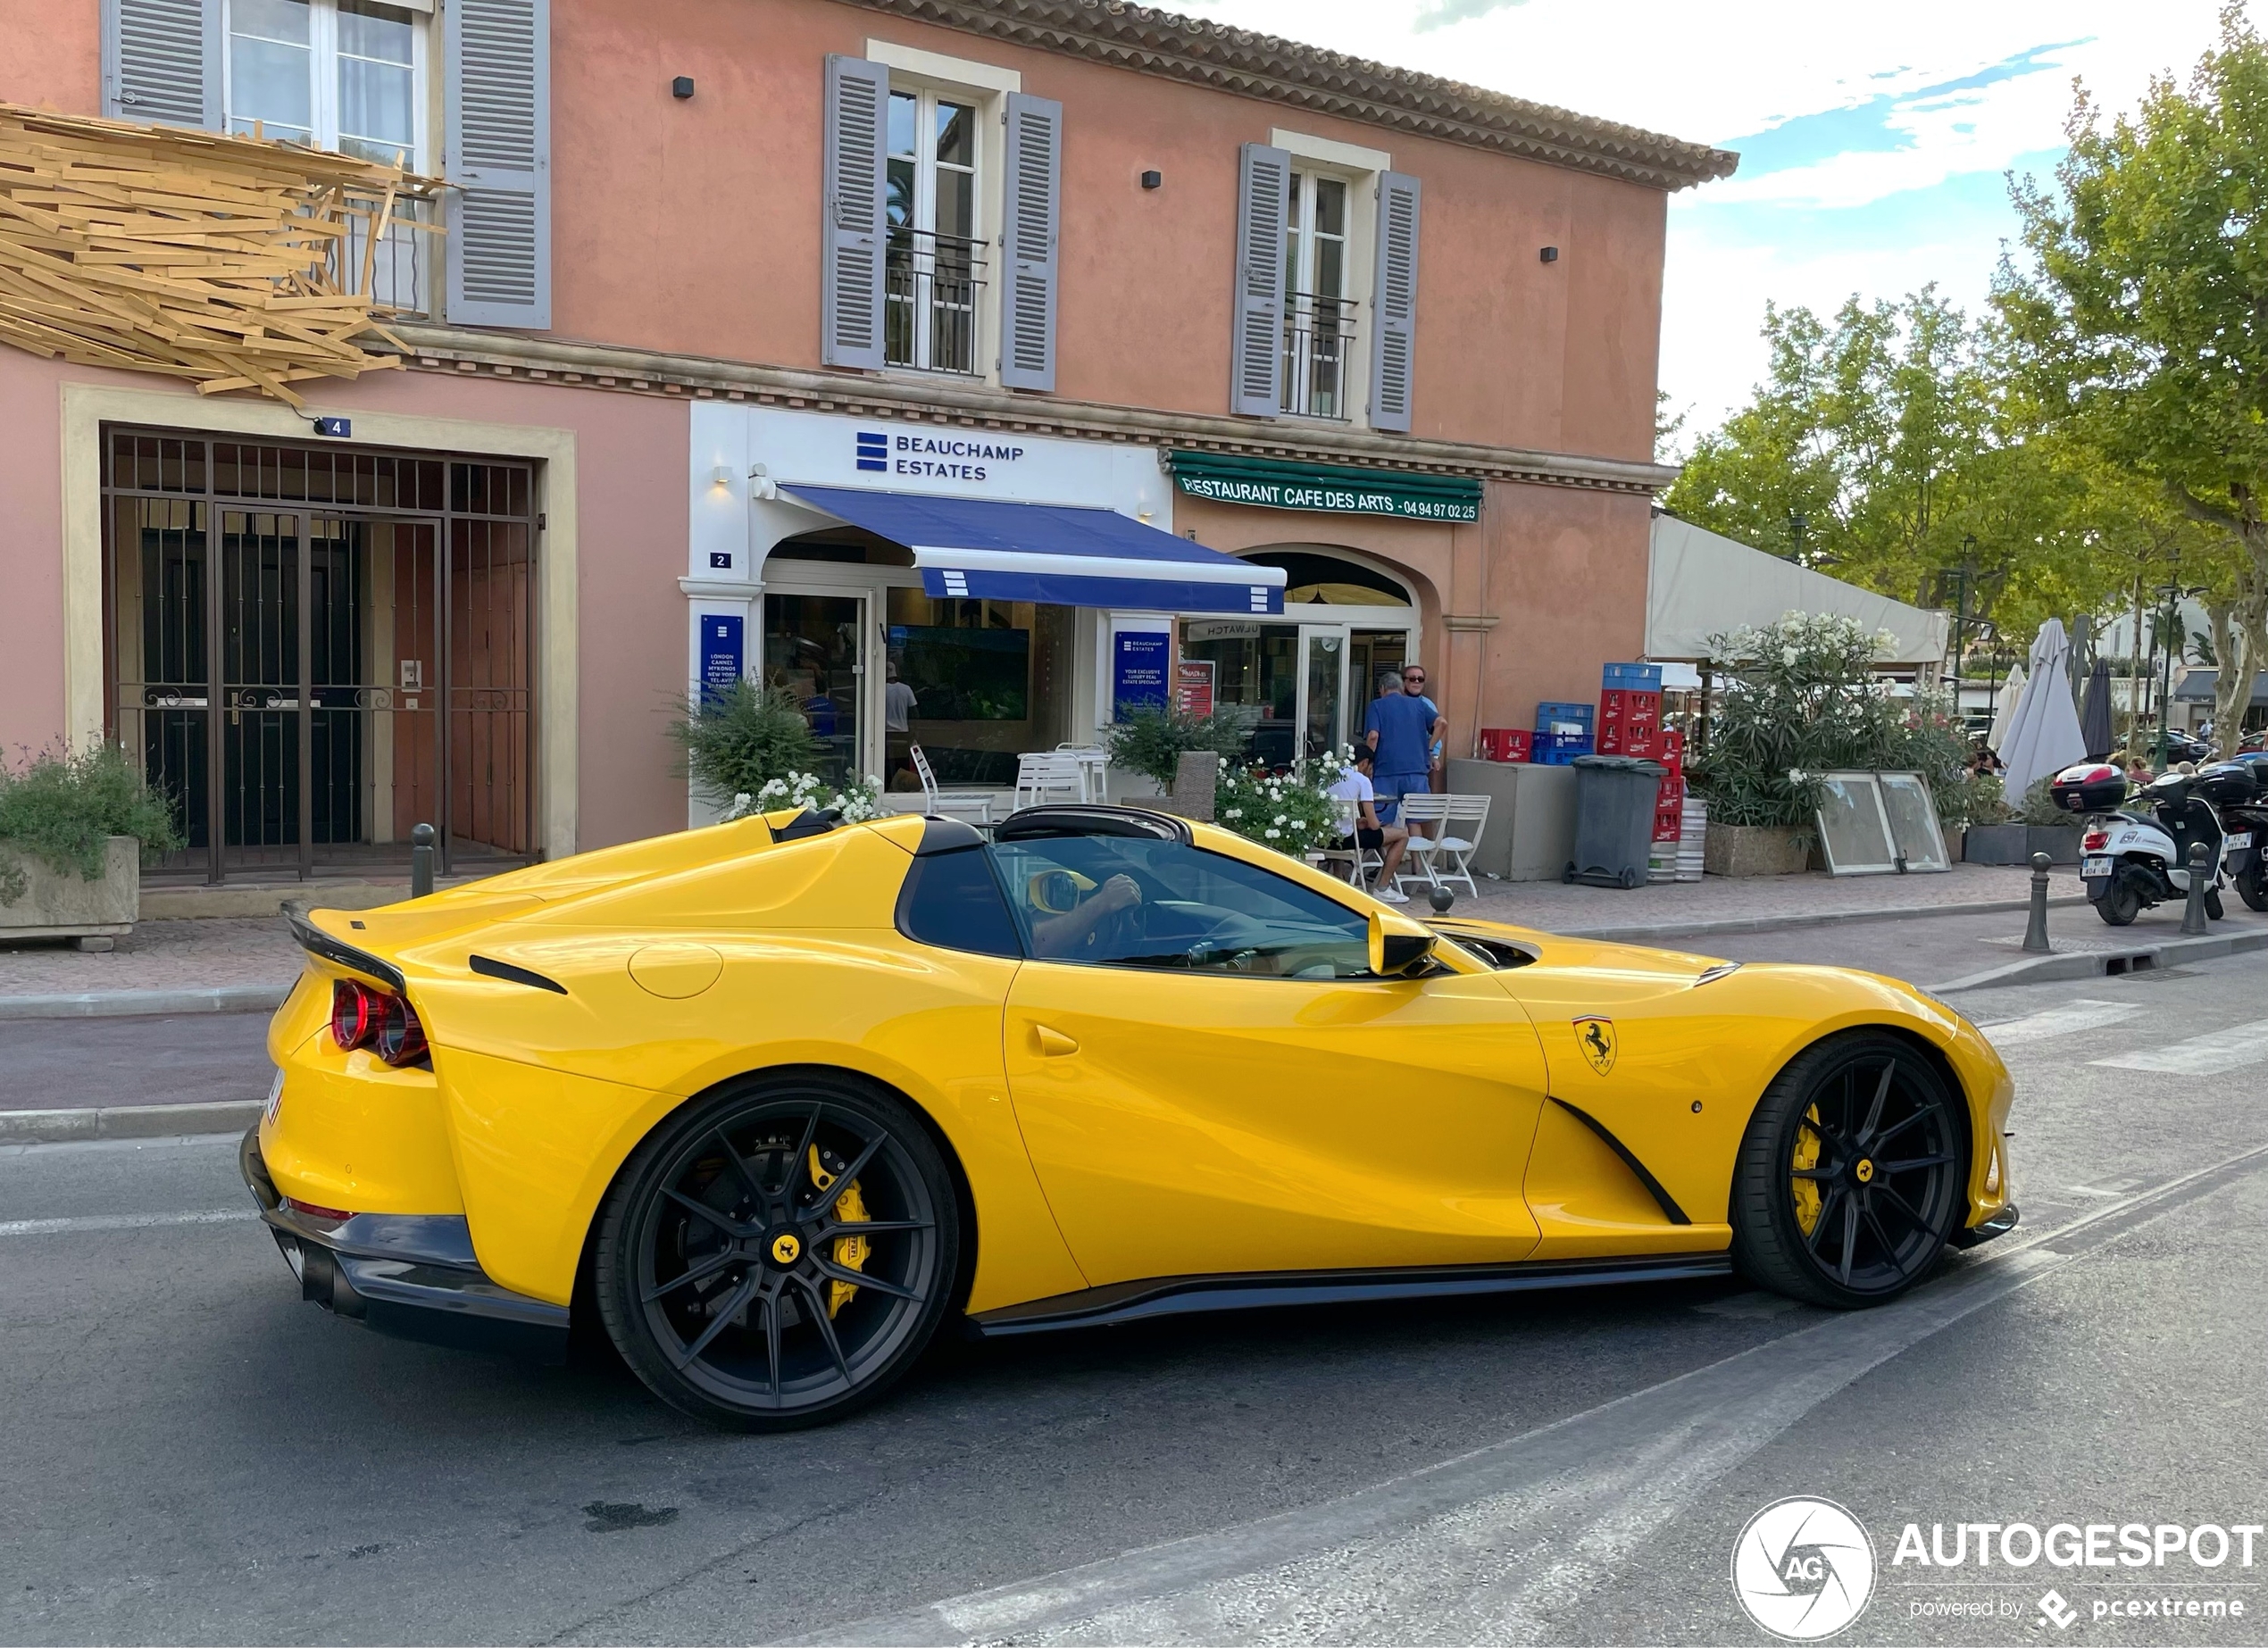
[1163,451,1482,524]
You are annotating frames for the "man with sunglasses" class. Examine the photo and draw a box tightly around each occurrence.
[1363,663,1446,831]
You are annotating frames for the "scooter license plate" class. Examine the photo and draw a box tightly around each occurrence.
[2082,856,2114,878]
[2230,832,2253,850]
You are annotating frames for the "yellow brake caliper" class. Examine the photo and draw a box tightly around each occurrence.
[1792,1103,1822,1236]
[807,1146,870,1317]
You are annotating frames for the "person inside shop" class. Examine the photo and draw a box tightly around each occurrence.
[1364,663,1446,834]
[884,660,921,789]
[1327,745,1412,903]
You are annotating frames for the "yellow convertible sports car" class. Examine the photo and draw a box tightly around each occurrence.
[242,804,2016,1428]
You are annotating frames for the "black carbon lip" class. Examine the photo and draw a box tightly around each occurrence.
[967,1253,1734,1336]
[287,910,405,992]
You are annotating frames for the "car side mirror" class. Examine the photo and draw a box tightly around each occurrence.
[1367,908,1436,978]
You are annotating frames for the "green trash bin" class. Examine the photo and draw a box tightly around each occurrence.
[1564,754,1669,889]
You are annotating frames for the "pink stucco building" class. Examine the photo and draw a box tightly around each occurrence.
[0,0,1731,881]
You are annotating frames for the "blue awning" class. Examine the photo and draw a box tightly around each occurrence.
[778,485,1286,616]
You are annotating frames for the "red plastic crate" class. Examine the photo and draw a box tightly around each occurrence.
[1599,688,1628,720]
[1597,722,1624,753]
[1625,728,1661,758]
[1479,728,1531,762]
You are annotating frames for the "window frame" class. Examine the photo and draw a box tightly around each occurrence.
[1267,129,1385,429]
[221,0,431,171]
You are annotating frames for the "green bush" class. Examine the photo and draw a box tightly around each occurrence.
[1214,753,1343,858]
[668,680,822,808]
[1105,707,1247,793]
[1935,771,2014,830]
[0,744,183,905]
[1692,612,1972,828]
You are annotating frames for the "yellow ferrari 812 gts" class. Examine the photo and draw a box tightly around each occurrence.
[242,804,2016,1428]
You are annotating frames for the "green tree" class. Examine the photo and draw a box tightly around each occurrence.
[1997,6,2268,742]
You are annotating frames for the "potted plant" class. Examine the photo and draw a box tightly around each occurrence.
[666,679,885,823]
[1692,613,1972,876]
[1213,753,1343,859]
[1962,777,2087,864]
[0,744,183,945]
[1105,707,1247,795]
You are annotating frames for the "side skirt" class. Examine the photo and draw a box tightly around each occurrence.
[966,1253,1735,1338]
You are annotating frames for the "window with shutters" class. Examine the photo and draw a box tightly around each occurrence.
[885,87,983,375]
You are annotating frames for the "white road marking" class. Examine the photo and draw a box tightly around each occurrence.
[792,1144,2268,1648]
[1978,998,2144,1048]
[0,1209,259,1238]
[2090,1019,2268,1075]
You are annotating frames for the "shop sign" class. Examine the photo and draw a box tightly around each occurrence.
[1174,660,1216,717]
[1113,630,1172,721]
[1184,620,1263,643]
[1166,451,1482,523]
[700,614,744,703]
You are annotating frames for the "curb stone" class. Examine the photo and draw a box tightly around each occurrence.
[1930,927,2268,994]
[0,1099,264,1146]
[0,985,290,1021]
[1554,894,2091,945]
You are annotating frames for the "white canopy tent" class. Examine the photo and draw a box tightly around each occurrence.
[1647,514,1950,668]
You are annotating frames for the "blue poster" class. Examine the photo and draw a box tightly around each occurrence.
[1113,628,1171,722]
[701,614,744,703]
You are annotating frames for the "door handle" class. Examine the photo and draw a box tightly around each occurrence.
[1032,1024,1080,1058]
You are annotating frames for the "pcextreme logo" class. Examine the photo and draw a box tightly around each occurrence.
[1732,1497,1878,1640]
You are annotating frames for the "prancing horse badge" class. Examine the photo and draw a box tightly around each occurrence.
[1573,1016,1616,1075]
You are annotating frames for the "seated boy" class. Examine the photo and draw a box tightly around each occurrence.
[1327,747,1413,903]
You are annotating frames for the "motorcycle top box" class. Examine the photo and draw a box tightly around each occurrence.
[2051,762,2130,813]
[2194,761,2264,806]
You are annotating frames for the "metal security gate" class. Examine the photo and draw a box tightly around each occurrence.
[102,430,536,884]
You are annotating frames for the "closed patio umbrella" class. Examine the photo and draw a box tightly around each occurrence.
[1999,620,2090,799]
[2080,658,2114,760]
[1988,663,2025,753]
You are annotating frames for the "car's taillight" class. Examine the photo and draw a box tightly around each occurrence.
[2082,829,2109,851]
[284,1195,354,1222]
[330,978,382,1051]
[375,991,428,1067]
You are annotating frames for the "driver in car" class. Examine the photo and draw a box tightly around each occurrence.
[1031,872,1143,958]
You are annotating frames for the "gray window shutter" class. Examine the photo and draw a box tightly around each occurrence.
[102,0,220,129]
[821,55,888,370]
[444,0,552,329]
[1231,143,1289,418]
[999,90,1062,393]
[1368,171,1422,434]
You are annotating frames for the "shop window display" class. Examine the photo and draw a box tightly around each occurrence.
[885,590,1073,787]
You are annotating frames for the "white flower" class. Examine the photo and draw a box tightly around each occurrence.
[1264,828,1280,839]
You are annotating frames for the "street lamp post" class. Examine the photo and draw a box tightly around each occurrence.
[1789,510,1808,564]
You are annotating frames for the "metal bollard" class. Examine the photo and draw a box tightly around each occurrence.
[2022,851,2053,953]
[2180,840,2211,936]
[411,822,436,900]
[1428,884,1455,916]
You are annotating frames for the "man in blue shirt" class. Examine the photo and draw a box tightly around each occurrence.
[1363,663,1445,825]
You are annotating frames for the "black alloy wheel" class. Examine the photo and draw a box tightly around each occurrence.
[2205,885,2227,921]
[594,1074,959,1429]
[2241,864,2268,913]
[1730,1032,1965,1309]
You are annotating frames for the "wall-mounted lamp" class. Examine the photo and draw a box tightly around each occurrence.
[671,76,696,99]
[711,464,733,487]
[1539,246,1559,263]
[1140,170,1162,190]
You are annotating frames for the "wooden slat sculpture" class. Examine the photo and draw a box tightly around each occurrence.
[0,102,442,406]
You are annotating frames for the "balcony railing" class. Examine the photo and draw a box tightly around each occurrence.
[335,192,439,321]
[1281,292,1356,420]
[885,228,987,375]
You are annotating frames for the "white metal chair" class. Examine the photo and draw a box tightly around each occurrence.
[1055,744,1110,802]
[910,744,994,824]
[1392,792,1451,891]
[1307,795,1371,887]
[1014,752,1085,811]
[1401,792,1489,898]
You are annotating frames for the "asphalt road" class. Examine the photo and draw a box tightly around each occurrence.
[4,949,2268,1644]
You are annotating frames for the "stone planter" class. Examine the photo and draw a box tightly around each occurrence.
[1963,823,2085,866]
[1704,822,1814,878]
[0,837,138,945]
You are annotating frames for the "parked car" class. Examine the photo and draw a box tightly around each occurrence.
[243,804,2018,1428]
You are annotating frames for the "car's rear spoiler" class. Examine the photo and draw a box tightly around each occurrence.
[288,910,406,992]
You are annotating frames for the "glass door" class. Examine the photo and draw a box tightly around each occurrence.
[763,590,868,789]
[1297,624,1349,762]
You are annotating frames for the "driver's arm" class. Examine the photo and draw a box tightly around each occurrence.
[1030,873,1141,957]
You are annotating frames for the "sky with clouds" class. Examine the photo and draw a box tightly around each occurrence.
[1166,0,2238,444]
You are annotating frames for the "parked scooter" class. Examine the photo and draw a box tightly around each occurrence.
[2049,762,2232,926]
[2197,760,2268,911]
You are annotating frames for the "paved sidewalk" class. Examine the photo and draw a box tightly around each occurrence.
[0,918,299,999]
[1455,861,2055,933]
